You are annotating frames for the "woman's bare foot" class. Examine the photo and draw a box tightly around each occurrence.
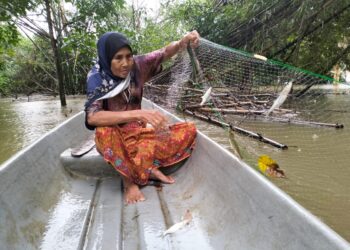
[150,168,175,184]
[122,176,145,204]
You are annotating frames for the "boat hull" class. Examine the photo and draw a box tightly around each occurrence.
[0,99,349,249]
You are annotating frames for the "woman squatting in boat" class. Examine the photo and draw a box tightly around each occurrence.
[85,31,199,204]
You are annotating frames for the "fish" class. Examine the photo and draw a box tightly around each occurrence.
[163,210,192,237]
[200,87,212,106]
[265,81,293,116]
[258,155,285,178]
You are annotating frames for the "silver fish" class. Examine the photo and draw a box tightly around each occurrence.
[163,210,192,237]
[265,81,293,116]
[200,87,212,106]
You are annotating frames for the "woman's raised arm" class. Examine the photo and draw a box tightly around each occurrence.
[163,30,200,60]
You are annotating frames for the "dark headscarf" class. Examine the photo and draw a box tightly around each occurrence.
[85,32,133,109]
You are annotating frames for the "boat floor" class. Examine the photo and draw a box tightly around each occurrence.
[47,148,214,249]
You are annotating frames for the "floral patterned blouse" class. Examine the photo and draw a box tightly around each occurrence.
[86,50,164,115]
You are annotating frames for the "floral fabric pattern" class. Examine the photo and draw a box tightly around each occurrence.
[95,122,196,185]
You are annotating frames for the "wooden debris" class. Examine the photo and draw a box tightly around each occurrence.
[199,108,265,115]
[145,83,344,132]
[269,118,344,128]
[184,109,288,149]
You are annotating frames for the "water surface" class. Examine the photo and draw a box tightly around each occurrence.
[0,96,85,164]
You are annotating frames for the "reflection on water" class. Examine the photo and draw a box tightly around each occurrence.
[0,94,349,241]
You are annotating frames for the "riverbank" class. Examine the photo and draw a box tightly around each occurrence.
[0,94,86,103]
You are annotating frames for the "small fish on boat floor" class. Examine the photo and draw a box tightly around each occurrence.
[258,155,286,178]
[162,209,193,237]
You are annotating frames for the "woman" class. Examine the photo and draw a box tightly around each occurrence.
[85,31,199,204]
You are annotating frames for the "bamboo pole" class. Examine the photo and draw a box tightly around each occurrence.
[185,103,239,109]
[238,94,273,98]
[145,84,205,94]
[184,109,288,149]
[182,93,231,98]
[199,108,265,115]
[187,45,204,83]
[268,118,344,128]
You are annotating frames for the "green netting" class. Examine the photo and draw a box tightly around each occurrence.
[200,40,335,82]
[146,38,342,127]
[144,38,350,240]
[145,37,349,153]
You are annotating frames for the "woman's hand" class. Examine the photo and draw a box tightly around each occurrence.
[137,110,168,130]
[163,30,201,60]
[87,109,168,129]
[179,30,200,49]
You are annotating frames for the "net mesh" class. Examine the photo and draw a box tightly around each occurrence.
[146,37,350,240]
[146,38,344,130]
[145,39,347,156]
[144,38,349,162]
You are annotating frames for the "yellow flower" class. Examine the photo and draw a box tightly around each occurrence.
[258,155,285,178]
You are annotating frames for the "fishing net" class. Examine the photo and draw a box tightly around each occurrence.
[145,37,349,163]
[144,37,350,239]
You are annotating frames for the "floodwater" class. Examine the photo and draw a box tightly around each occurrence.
[0,96,85,164]
[0,94,349,242]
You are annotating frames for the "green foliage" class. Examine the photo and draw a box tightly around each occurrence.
[0,0,34,20]
[0,23,19,48]
[166,0,350,77]
[1,0,349,98]
[0,23,19,67]
[0,36,57,96]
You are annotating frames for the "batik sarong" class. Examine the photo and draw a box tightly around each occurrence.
[95,121,196,185]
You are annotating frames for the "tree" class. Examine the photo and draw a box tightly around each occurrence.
[1,0,126,105]
[44,0,66,105]
[163,0,350,78]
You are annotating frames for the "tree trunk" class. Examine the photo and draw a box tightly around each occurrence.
[44,0,66,106]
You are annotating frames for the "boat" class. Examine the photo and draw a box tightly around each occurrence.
[0,99,349,250]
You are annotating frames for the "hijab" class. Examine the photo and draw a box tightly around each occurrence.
[84,32,133,109]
